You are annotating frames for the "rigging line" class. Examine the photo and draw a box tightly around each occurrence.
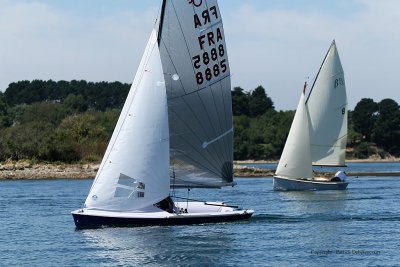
[305,40,334,104]
[186,189,190,210]
[173,196,207,202]
[88,37,158,193]
[169,111,227,176]
[171,160,176,197]
[171,182,224,189]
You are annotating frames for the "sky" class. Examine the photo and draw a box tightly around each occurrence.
[0,0,399,110]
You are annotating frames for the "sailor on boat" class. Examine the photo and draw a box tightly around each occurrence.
[331,171,347,182]
[154,196,176,213]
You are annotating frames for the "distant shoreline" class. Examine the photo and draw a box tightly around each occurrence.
[235,158,400,164]
[0,160,399,180]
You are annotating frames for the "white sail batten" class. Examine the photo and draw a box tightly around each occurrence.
[85,30,170,211]
[306,41,348,166]
[276,92,313,179]
[159,0,234,188]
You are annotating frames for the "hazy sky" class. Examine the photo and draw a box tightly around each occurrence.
[1,0,399,110]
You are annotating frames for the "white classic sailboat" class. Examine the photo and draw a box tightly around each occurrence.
[72,0,253,228]
[273,40,349,191]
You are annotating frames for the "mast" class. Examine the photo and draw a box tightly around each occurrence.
[306,40,335,104]
[157,0,167,46]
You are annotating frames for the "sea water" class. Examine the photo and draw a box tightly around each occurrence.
[0,163,399,266]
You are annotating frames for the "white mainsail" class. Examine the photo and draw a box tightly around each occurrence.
[158,0,234,188]
[276,91,314,179]
[85,30,170,211]
[306,40,348,166]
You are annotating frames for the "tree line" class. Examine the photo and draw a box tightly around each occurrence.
[0,80,399,163]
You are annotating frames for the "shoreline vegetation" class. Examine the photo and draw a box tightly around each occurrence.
[0,81,399,180]
[1,159,399,180]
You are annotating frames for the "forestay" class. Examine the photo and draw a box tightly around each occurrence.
[306,40,348,166]
[84,30,170,211]
[158,0,234,188]
[276,92,314,179]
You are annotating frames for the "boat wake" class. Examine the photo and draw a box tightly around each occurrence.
[251,213,400,223]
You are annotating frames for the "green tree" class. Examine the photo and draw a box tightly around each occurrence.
[58,112,110,161]
[0,121,79,161]
[0,92,7,116]
[233,115,251,160]
[372,99,400,155]
[0,92,11,127]
[4,80,130,111]
[352,98,378,141]
[354,142,373,159]
[18,102,68,125]
[248,86,274,117]
[64,93,88,113]
[232,87,249,116]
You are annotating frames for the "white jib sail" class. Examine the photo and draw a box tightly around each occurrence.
[306,40,348,166]
[85,30,170,211]
[276,92,314,179]
[158,0,234,188]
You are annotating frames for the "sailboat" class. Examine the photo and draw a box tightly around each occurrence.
[273,40,349,191]
[72,0,254,228]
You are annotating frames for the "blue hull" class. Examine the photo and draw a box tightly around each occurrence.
[273,177,348,191]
